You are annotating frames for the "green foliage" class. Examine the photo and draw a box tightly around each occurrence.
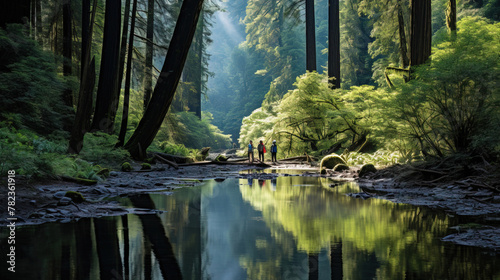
[0,25,71,135]
[344,150,403,166]
[388,17,500,157]
[79,132,130,166]
[158,142,193,157]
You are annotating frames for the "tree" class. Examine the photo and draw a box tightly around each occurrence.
[306,0,317,71]
[62,0,73,109]
[328,0,340,88]
[90,0,121,133]
[117,0,138,147]
[124,0,205,159]
[446,0,457,33]
[410,0,432,67]
[143,0,155,111]
[68,0,98,154]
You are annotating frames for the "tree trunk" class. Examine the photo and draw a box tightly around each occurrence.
[81,0,90,79]
[446,0,457,32]
[91,0,122,133]
[143,0,154,111]
[117,0,137,147]
[116,0,131,109]
[30,0,36,38]
[397,0,410,69]
[36,0,42,44]
[63,0,73,108]
[410,0,432,67]
[194,12,203,119]
[306,0,317,72]
[328,0,340,88]
[124,0,205,159]
[68,0,98,154]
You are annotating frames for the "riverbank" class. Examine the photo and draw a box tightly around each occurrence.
[1,161,499,251]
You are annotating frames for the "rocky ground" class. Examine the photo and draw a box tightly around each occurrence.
[1,160,499,252]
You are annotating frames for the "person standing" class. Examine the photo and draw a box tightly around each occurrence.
[270,140,278,162]
[248,140,254,163]
[257,140,266,162]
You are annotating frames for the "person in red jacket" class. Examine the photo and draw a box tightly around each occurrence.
[257,140,266,162]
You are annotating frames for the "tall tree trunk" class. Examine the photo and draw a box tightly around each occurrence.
[143,0,155,111]
[81,0,90,80]
[117,0,138,147]
[116,0,131,108]
[68,0,98,154]
[328,0,340,88]
[36,0,42,44]
[124,0,205,159]
[91,0,122,133]
[410,0,432,67]
[194,12,203,119]
[306,0,317,71]
[30,0,36,38]
[122,215,130,280]
[446,0,457,33]
[397,0,409,68]
[63,0,73,108]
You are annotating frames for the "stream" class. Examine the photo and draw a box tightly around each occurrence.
[1,175,499,279]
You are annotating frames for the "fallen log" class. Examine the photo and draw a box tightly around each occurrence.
[178,160,272,168]
[153,152,194,164]
[153,154,179,169]
[60,175,97,185]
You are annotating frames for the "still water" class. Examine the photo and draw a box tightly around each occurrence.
[1,176,499,280]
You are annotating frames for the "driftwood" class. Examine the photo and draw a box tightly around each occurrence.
[153,152,194,164]
[60,175,97,185]
[279,155,315,162]
[153,153,179,169]
[178,160,272,168]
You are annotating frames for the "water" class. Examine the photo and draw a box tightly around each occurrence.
[1,176,499,279]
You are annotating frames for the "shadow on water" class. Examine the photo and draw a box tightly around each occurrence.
[1,176,499,279]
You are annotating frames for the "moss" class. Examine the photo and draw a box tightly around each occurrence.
[215,154,228,162]
[141,163,152,170]
[359,164,377,177]
[320,154,346,170]
[121,162,132,172]
[333,163,349,172]
[65,191,85,203]
[144,157,156,164]
[97,168,110,177]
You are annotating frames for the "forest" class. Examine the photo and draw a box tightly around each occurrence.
[0,0,499,179]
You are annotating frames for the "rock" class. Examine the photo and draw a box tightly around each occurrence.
[320,154,346,169]
[92,185,112,195]
[53,191,67,199]
[29,213,44,219]
[58,197,72,206]
[97,168,110,177]
[109,171,120,177]
[333,163,349,172]
[30,200,36,206]
[359,164,377,177]
[46,208,58,214]
[141,163,152,170]
[121,162,132,172]
[65,191,85,203]
[320,168,327,175]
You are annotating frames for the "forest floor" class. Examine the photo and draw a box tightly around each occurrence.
[1,160,499,252]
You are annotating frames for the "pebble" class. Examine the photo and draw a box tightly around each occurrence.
[58,197,72,206]
[53,191,67,199]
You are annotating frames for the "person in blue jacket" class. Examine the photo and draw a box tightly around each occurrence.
[270,140,278,162]
[248,140,254,163]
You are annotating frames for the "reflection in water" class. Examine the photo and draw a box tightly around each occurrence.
[0,177,499,279]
